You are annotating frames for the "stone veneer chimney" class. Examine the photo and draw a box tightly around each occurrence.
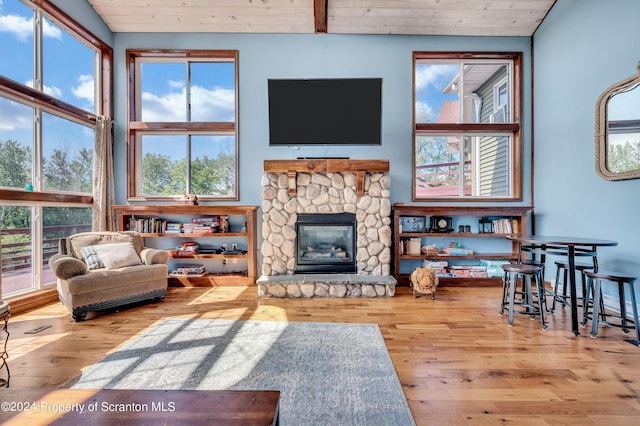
[260,170,392,276]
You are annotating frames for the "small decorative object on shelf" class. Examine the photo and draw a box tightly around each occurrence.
[479,216,492,233]
[408,238,422,255]
[178,193,199,205]
[219,215,229,233]
[400,216,425,233]
[429,216,453,233]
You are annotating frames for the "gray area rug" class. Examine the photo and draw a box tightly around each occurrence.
[73,318,415,425]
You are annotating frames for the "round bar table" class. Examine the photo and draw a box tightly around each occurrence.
[506,235,617,336]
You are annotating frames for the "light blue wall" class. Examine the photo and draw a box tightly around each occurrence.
[50,0,112,44]
[533,0,640,280]
[110,33,532,207]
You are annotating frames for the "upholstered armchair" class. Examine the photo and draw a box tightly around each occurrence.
[49,231,169,321]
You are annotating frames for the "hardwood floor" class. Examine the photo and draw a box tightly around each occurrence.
[3,286,640,425]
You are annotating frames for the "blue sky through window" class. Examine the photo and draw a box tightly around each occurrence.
[415,63,459,123]
[138,59,236,160]
[0,0,95,173]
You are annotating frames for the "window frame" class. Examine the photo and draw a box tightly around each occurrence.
[0,0,112,297]
[126,49,239,201]
[412,51,523,201]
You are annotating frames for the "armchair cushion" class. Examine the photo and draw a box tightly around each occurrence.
[81,242,142,269]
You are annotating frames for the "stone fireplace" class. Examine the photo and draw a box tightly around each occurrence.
[260,159,392,277]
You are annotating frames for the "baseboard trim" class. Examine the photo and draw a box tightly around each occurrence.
[3,289,59,315]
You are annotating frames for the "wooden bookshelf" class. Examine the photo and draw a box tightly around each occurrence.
[392,205,531,287]
[113,205,258,287]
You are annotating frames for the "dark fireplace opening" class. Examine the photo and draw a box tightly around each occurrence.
[295,213,357,273]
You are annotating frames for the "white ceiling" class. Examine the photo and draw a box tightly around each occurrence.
[87,0,556,36]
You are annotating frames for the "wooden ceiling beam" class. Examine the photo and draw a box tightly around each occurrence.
[314,0,328,33]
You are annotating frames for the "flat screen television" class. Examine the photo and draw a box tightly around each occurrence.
[268,78,382,146]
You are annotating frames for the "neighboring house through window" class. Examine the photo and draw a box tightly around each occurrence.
[413,52,522,200]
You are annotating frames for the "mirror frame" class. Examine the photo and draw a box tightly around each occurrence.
[595,63,640,180]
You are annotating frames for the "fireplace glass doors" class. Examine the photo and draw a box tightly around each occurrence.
[295,213,356,273]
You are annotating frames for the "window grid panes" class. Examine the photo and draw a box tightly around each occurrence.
[42,112,94,193]
[129,51,238,200]
[1,0,110,297]
[0,0,34,86]
[413,52,521,200]
[0,96,33,190]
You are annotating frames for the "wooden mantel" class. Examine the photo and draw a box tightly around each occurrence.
[263,159,390,196]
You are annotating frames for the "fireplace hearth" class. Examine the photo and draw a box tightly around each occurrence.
[295,213,356,273]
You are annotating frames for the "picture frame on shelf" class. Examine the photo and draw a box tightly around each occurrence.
[399,216,425,233]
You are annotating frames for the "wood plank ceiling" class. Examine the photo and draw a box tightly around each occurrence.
[87,0,556,36]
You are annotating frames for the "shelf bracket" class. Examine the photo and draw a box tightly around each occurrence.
[287,170,297,196]
[356,170,366,196]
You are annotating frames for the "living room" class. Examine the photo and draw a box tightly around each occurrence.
[1,0,640,424]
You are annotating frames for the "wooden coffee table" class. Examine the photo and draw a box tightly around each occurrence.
[0,388,280,425]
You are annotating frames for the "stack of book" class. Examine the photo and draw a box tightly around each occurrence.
[181,216,220,234]
[171,242,199,257]
[171,263,207,277]
[447,265,488,278]
[164,223,183,234]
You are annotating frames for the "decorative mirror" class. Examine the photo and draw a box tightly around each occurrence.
[595,63,640,180]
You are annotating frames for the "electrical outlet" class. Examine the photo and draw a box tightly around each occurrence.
[222,259,226,266]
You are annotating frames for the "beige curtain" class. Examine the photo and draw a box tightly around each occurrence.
[92,116,115,231]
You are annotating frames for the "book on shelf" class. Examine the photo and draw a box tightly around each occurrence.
[170,271,208,277]
[173,263,207,275]
[191,216,220,226]
[490,218,515,234]
[171,250,198,257]
[128,216,168,234]
[399,237,423,255]
[440,247,473,256]
[127,216,226,234]
[165,223,183,233]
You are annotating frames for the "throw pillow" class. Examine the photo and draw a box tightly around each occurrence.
[80,242,142,270]
[80,246,104,270]
[94,242,142,269]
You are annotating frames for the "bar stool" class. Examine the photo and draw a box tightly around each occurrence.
[500,259,544,314]
[581,271,639,346]
[500,263,547,330]
[0,300,9,387]
[551,261,594,311]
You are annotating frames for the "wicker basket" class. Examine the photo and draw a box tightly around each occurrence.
[410,267,439,299]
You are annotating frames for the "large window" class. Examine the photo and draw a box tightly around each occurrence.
[0,0,112,297]
[413,52,522,200]
[127,50,239,200]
